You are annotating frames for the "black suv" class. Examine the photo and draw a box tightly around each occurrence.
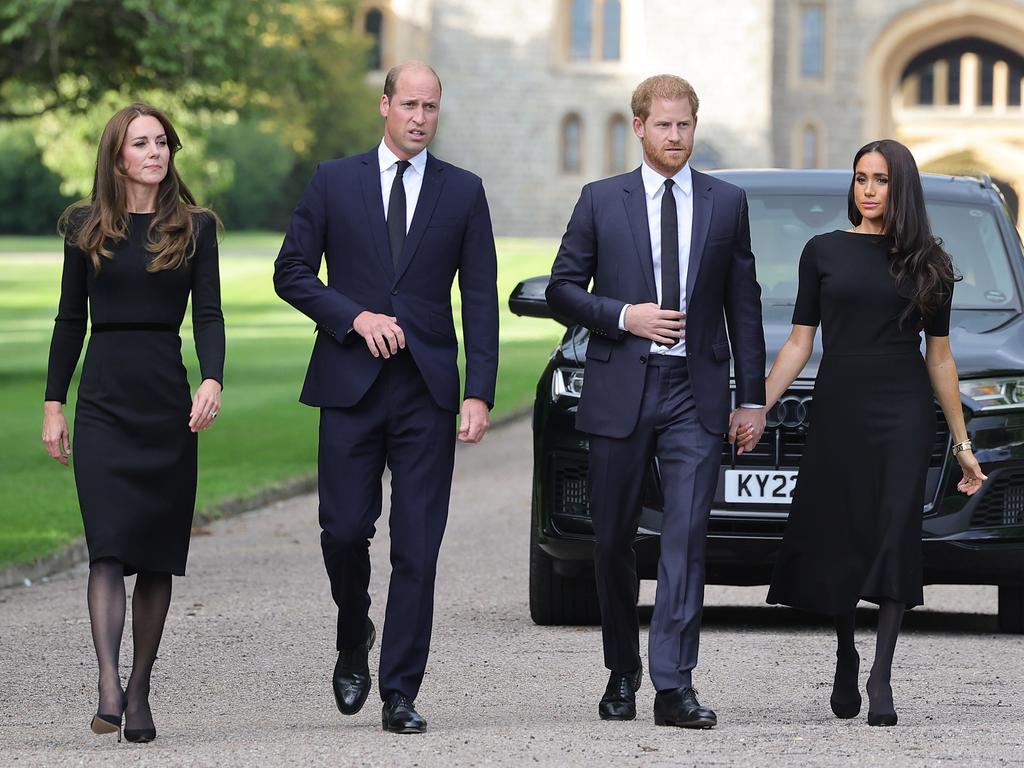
[511,169,1024,634]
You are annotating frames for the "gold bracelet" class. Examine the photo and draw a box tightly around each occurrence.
[951,440,973,455]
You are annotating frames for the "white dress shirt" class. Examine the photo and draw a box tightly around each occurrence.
[618,161,693,357]
[378,139,427,231]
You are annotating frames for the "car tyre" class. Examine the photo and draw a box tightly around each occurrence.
[529,499,601,626]
[997,584,1024,634]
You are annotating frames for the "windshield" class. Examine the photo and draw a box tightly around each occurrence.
[748,193,1018,310]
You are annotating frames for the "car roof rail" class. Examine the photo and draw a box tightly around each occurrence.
[979,173,993,189]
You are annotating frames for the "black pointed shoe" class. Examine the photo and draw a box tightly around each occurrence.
[381,692,427,734]
[599,667,643,721]
[333,619,376,715]
[653,687,717,729]
[830,650,861,719]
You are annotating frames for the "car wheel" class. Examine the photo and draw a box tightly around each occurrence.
[529,500,601,626]
[997,584,1024,634]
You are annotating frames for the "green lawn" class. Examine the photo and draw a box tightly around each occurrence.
[0,235,561,567]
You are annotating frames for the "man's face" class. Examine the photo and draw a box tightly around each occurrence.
[633,97,697,177]
[380,68,441,159]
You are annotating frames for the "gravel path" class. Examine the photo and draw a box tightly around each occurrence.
[0,418,1020,767]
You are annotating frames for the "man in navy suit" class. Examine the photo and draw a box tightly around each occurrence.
[546,75,767,728]
[274,61,498,733]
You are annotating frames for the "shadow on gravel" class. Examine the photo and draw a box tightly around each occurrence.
[637,605,1000,635]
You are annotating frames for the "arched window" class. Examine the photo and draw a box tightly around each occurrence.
[799,3,825,79]
[607,114,628,173]
[901,37,1024,109]
[801,124,820,168]
[569,0,592,61]
[567,0,621,62]
[365,8,384,71]
[602,0,621,61]
[562,114,583,174]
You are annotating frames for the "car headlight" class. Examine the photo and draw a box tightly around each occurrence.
[552,367,584,401]
[959,377,1024,410]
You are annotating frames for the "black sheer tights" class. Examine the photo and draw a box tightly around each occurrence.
[87,559,172,729]
[830,601,905,719]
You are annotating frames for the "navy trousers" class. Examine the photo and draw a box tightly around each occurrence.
[318,351,456,700]
[587,357,722,691]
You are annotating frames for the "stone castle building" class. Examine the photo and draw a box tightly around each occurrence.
[359,0,1024,235]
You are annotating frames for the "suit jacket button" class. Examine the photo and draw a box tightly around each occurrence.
[640,355,647,364]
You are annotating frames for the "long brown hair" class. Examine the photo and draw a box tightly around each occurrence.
[847,139,959,325]
[59,103,217,272]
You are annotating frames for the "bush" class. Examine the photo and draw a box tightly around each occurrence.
[0,122,74,234]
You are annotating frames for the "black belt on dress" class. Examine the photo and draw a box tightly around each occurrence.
[646,354,688,368]
[90,322,178,333]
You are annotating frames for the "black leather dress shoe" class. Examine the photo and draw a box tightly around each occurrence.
[599,667,643,721]
[653,687,717,729]
[333,619,375,715]
[381,692,427,733]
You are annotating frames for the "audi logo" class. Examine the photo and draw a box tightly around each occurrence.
[766,395,812,429]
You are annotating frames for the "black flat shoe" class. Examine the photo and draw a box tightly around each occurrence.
[830,650,861,719]
[599,667,642,721]
[866,678,898,727]
[381,692,427,734]
[333,619,376,716]
[653,687,717,729]
[124,726,156,743]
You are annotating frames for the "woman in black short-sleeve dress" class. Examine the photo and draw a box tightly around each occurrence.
[741,140,985,727]
[41,104,224,743]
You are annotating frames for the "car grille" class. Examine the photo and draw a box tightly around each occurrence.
[553,454,590,519]
[970,469,1024,528]
[722,397,949,469]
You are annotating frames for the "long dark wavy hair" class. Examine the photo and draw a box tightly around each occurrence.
[847,139,959,325]
[58,103,218,273]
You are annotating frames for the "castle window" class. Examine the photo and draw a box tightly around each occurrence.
[567,0,622,62]
[607,114,628,173]
[801,125,820,168]
[602,0,621,61]
[365,8,384,71]
[562,114,583,174]
[569,0,593,61]
[799,3,825,79]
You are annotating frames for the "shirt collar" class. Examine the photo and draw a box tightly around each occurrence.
[641,160,692,199]
[378,139,427,176]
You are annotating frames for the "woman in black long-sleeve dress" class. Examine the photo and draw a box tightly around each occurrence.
[41,103,224,743]
[732,140,986,726]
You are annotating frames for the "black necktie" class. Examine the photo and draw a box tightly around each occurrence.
[387,160,411,269]
[660,178,680,312]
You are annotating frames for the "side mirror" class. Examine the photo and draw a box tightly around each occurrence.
[508,275,576,326]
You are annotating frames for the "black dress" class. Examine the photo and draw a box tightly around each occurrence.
[45,212,224,576]
[766,230,951,614]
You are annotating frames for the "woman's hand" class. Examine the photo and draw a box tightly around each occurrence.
[42,401,71,465]
[189,378,222,433]
[956,450,987,496]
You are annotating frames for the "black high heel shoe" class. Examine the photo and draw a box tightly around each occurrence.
[90,712,122,742]
[866,678,898,727]
[123,697,157,743]
[829,650,861,719]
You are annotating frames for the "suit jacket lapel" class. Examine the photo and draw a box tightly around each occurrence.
[395,154,445,282]
[687,169,714,302]
[358,151,394,278]
[622,168,658,300]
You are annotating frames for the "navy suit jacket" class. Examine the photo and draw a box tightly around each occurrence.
[546,167,766,438]
[274,148,499,413]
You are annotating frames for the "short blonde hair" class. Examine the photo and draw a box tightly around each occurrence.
[631,75,699,121]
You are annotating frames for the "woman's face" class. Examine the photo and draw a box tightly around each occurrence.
[118,115,169,189]
[853,151,889,227]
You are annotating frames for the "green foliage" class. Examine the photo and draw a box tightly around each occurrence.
[0,122,72,233]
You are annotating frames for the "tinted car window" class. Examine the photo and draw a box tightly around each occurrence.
[748,194,1016,309]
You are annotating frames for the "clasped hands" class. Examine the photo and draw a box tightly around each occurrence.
[728,406,766,454]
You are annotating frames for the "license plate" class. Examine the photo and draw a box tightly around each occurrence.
[724,470,798,504]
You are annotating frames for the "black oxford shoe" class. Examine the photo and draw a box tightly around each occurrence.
[332,619,375,715]
[653,687,717,729]
[381,692,427,734]
[599,667,643,721]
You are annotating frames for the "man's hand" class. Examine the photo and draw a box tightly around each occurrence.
[458,397,490,444]
[728,407,766,455]
[623,303,685,346]
[353,311,406,359]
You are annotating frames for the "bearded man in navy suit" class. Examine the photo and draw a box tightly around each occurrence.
[274,61,498,734]
[547,75,767,728]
